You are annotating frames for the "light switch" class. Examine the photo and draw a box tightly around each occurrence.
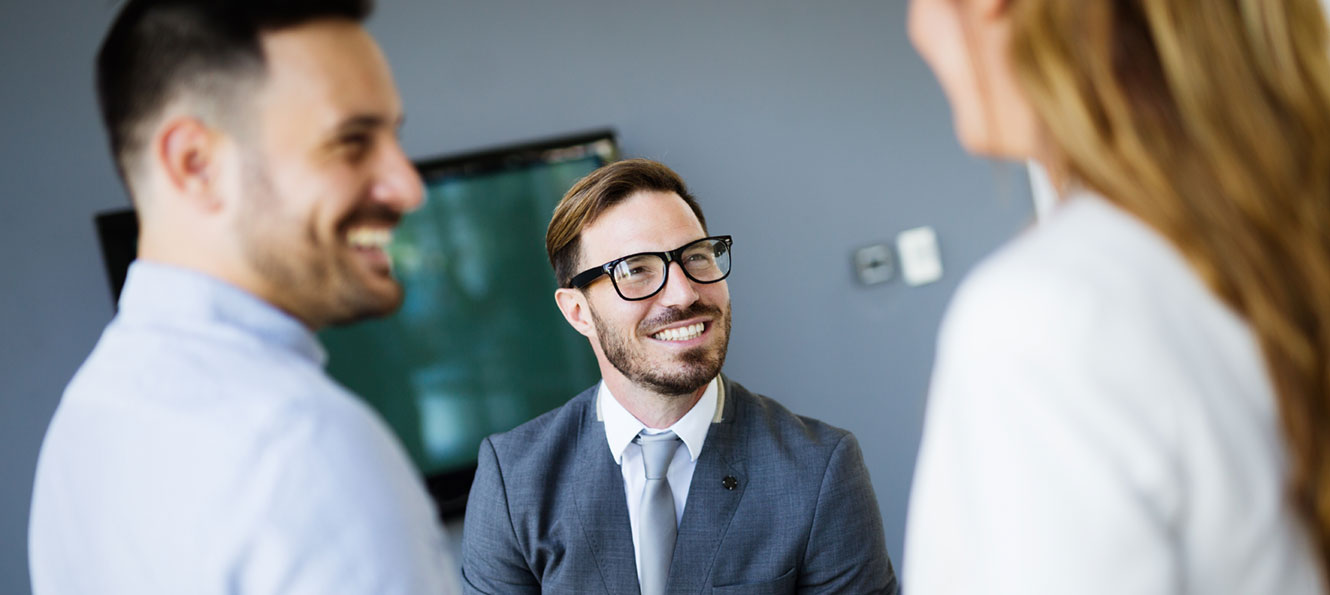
[853,243,894,286]
[896,226,942,286]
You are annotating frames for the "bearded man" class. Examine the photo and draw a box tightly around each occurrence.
[460,158,898,595]
[30,2,456,593]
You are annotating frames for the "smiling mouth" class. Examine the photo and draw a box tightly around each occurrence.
[346,226,393,251]
[651,321,707,342]
[345,226,397,276]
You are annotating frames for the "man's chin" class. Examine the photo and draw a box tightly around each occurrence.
[641,363,721,396]
[325,285,403,327]
[640,379,710,398]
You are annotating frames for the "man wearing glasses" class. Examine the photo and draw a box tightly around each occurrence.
[460,159,899,594]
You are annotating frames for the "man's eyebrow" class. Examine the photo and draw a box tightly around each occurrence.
[332,113,405,134]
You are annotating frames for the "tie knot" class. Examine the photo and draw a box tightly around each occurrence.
[636,431,680,480]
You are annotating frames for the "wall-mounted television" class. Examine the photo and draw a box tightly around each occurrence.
[95,129,618,518]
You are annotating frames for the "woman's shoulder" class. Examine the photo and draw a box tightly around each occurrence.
[948,193,1225,340]
[936,191,1261,421]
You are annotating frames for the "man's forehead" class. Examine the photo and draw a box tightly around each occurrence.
[255,19,402,126]
[578,190,707,264]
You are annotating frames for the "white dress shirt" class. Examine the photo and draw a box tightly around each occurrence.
[598,377,722,584]
[904,193,1319,593]
[29,262,458,595]
[904,193,1323,594]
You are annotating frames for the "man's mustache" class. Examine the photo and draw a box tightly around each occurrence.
[338,205,402,232]
[639,303,725,334]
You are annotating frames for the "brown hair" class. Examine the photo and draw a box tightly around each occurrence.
[1007,0,1330,574]
[97,0,373,195]
[546,158,707,287]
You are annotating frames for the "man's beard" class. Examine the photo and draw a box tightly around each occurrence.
[234,154,402,328]
[591,301,731,396]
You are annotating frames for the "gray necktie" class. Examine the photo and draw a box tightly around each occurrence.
[636,431,681,595]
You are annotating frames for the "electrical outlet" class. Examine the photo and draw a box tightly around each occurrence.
[854,243,894,286]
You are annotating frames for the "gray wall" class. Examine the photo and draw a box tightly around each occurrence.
[0,1,1032,591]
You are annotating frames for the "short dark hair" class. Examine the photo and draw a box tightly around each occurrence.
[545,158,708,288]
[96,0,373,190]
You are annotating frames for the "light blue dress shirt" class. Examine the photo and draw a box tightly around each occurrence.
[30,261,457,594]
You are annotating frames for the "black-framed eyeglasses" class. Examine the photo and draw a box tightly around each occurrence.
[568,235,733,301]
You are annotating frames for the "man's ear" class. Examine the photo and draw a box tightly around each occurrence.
[155,115,224,212]
[554,287,596,339]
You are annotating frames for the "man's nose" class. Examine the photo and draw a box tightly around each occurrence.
[655,261,700,307]
[369,138,424,212]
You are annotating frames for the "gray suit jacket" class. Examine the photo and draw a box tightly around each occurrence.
[461,376,898,594]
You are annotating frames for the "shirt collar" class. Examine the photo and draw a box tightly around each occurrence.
[599,377,720,465]
[117,260,328,366]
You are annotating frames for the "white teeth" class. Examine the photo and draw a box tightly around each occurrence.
[652,322,706,342]
[347,227,392,250]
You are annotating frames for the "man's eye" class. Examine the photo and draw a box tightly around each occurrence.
[340,134,372,158]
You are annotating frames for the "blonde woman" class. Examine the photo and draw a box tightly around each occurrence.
[904,1,1330,593]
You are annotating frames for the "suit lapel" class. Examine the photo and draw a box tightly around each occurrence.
[573,399,642,595]
[667,376,748,593]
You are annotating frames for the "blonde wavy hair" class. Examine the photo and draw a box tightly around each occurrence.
[1006,0,1330,575]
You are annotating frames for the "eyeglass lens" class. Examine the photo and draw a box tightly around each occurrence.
[609,238,731,299]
